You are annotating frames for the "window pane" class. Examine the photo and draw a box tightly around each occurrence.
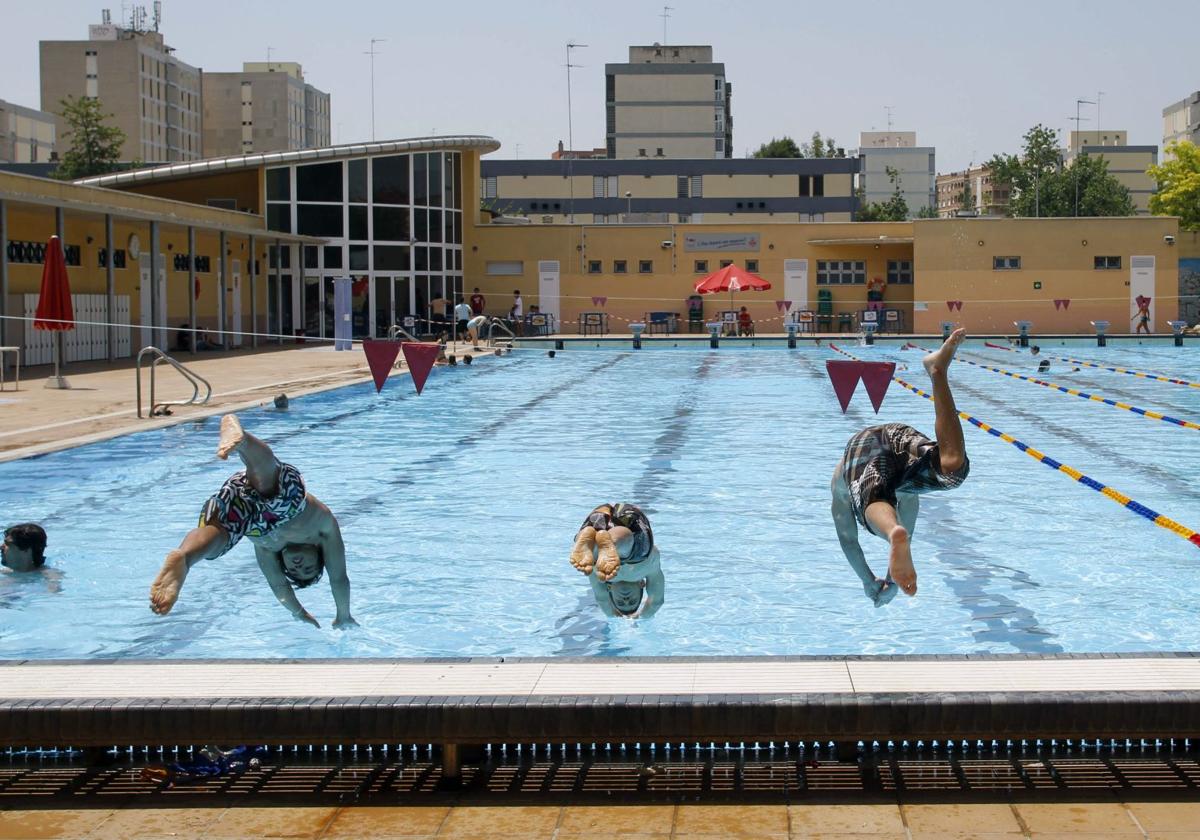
[429,210,443,243]
[430,248,443,270]
[297,204,343,237]
[266,167,290,201]
[348,159,368,203]
[349,245,369,270]
[266,203,291,233]
[428,153,443,207]
[415,209,428,242]
[349,205,368,240]
[296,162,342,202]
[374,246,410,271]
[323,246,343,269]
[373,155,410,204]
[373,207,410,242]
[445,154,455,207]
[415,247,428,271]
[414,154,429,205]
[453,153,462,210]
[304,245,319,269]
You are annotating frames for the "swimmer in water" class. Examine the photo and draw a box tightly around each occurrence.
[569,503,664,618]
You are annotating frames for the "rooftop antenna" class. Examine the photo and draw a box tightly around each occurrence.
[1072,98,1096,216]
[266,46,274,70]
[660,5,673,44]
[152,0,160,31]
[565,41,587,223]
[364,38,386,142]
[102,8,111,24]
[884,105,894,134]
[1096,90,1105,134]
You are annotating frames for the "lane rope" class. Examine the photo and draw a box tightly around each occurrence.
[829,342,1200,550]
[982,340,1200,389]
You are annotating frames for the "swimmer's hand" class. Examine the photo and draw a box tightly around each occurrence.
[863,577,899,608]
[294,608,320,628]
[333,615,358,630]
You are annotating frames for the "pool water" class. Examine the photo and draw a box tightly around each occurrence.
[3,341,1199,659]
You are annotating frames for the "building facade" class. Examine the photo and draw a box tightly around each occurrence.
[1064,131,1157,214]
[0,100,57,164]
[605,45,731,159]
[856,132,935,216]
[40,19,203,162]
[935,165,1010,218]
[479,157,858,225]
[1163,92,1200,153]
[202,62,331,157]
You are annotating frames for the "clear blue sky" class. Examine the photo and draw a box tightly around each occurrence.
[2,0,1194,171]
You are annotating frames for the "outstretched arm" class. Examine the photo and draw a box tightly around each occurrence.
[639,550,665,619]
[831,468,891,605]
[317,512,355,628]
[253,544,319,627]
[587,573,618,617]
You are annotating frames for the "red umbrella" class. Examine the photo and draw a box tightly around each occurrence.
[693,263,772,313]
[34,235,74,388]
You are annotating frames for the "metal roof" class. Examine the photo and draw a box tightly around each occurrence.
[76,135,501,188]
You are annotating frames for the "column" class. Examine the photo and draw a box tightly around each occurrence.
[187,226,196,353]
[249,234,257,348]
[150,221,161,347]
[217,231,227,346]
[105,214,115,360]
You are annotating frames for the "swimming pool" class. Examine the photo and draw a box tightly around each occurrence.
[3,340,1199,659]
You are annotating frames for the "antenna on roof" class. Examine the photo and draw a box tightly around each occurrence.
[660,5,673,44]
[102,8,111,24]
[152,0,161,31]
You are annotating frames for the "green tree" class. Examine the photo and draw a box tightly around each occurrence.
[987,123,1133,217]
[752,136,802,158]
[801,131,845,158]
[959,180,973,213]
[1148,141,1200,230]
[54,96,126,180]
[915,205,940,219]
[856,166,910,221]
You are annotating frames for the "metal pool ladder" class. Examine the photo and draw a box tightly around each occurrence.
[135,346,212,418]
[387,324,419,342]
[486,318,515,348]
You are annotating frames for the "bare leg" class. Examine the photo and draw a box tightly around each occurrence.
[570,526,597,575]
[864,501,915,596]
[922,328,967,474]
[149,524,230,615]
[217,414,280,495]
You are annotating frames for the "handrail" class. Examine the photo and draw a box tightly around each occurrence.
[387,324,419,342]
[136,346,213,418]
[485,318,515,345]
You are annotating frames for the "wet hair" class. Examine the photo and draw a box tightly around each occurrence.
[4,523,47,568]
[608,581,644,617]
[463,354,473,365]
[547,350,556,358]
[281,545,325,589]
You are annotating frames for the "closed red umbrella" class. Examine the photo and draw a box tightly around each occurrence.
[693,263,772,313]
[34,235,74,389]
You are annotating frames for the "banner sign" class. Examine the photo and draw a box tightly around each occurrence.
[683,233,761,252]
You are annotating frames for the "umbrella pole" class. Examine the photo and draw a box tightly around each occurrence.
[45,331,70,390]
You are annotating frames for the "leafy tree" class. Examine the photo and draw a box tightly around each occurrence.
[856,166,910,221]
[54,96,126,180]
[959,180,973,213]
[752,136,802,158]
[801,131,845,158]
[1148,141,1200,230]
[987,123,1133,217]
[915,205,940,219]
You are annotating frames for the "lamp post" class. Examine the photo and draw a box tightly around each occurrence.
[565,42,587,223]
[1073,98,1096,216]
[624,190,632,220]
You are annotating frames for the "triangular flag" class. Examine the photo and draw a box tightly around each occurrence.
[946,301,956,312]
[401,342,440,395]
[592,296,602,306]
[859,362,896,413]
[362,339,401,393]
[1059,298,1069,310]
[782,300,792,311]
[825,360,863,414]
[598,296,607,306]
[953,300,964,311]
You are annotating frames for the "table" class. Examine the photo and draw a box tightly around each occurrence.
[0,346,19,391]
[579,312,609,336]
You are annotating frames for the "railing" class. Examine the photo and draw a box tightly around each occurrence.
[484,318,515,345]
[387,324,419,342]
[135,346,212,419]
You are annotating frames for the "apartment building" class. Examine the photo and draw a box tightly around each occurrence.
[0,100,56,164]
[935,165,1010,218]
[1064,130,1156,214]
[856,132,935,216]
[203,62,331,157]
[1163,92,1200,154]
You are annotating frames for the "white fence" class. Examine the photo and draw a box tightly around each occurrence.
[19,294,132,366]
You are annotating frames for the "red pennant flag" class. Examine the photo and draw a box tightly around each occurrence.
[592,296,602,306]
[1061,299,1069,310]
[401,341,440,395]
[825,360,863,413]
[598,296,607,306]
[946,301,956,312]
[782,300,792,311]
[362,339,402,393]
[953,300,964,311]
[859,362,896,413]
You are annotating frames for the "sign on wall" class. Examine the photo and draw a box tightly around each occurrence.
[683,233,760,252]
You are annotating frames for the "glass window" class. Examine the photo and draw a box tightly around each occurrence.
[349,205,368,240]
[639,260,653,273]
[993,256,1021,270]
[694,259,708,273]
[450,211,462,245]
[887,259,913,284]
[614,260,627,274]
[1094,255,1121,270]
[266,167,290,201]
[296,162,342,202]
[429,210,443,243]
[373,155,410,205]
[415,247,428,271]
[297,204,343,237]
[428,153,443,207]
[813,175,824,197]
[348,158,368,203]
[414,209,428,242]
[373,207,410,242]
[266,203,291,233]
[349,245,369,271]
[374,246,410,271]
[444,154,455,207]
[430,248,443,271]
[304,245,319,269]
[414,154,429,205]
[323,246,343,269]
[588,260,602,274]
[746,260,759,272]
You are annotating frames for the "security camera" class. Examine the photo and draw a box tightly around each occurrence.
[661,240,674,248]
[1165,234,1176,245]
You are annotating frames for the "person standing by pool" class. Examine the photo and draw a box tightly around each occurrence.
[469,287,486,316]
[1133,298,1152,335]
[466,313,489,346]
[453,297,472,337]
[569,503,664,619]
[510,290,524,336]
[149,415,355,628]
[830,329,969,606]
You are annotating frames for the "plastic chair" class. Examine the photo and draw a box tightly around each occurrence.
[686,295,704,333]
[817,289,833,331]
[837,311,855,332]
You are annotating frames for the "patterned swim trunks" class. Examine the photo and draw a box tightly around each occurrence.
[578,503,655,562]
[199,462,308,555]
[841,423,969,534]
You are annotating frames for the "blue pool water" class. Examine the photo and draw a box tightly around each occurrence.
[3,340,1200,659]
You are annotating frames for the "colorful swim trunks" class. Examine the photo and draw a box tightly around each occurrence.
[578,503,655,561]
[841,423,969,534]
[199,462,307,554]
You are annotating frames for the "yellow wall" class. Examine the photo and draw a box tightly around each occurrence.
[911,217,1179,334]
[702,174,798,198]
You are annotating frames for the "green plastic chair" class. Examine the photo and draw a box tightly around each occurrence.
[817,289,833,331]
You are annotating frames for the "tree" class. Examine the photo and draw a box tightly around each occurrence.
[987,123,1133,217]
[55,96,126,180]
[856,165,910,221]
[752,136,801,158]
[1148,141,1200,230]
[915,205,940,219]
[959,180,974,213]
[801,131,845,158]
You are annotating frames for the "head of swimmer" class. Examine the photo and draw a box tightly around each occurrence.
[608,580,645,617]
[280,544,324,588]
[2,523,46,573]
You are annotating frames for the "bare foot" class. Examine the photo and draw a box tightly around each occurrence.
[216,414,245,460]
[570,526,597,575]
[886,526,917,596]
[149,549,188,615]
[594,530,621,581]
[923,328,966,378]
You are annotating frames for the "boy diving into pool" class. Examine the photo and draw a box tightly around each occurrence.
[830,328,969,607]
[149,414,355,628]
[569,503,664,619]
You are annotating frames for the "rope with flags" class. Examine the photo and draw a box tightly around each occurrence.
[828,342,1200,550]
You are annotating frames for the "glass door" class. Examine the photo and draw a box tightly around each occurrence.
[373,275,394,338]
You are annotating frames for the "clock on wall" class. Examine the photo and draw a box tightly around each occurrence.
[127,233,141,260]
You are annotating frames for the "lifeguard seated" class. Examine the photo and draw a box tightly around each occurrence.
[737,306,755,336]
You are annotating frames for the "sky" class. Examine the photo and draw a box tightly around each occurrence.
[2,0,1195,171]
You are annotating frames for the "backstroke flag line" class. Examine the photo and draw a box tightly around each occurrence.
[363,340,401,393]
[401,342,440,395]
[825,360,895,414]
